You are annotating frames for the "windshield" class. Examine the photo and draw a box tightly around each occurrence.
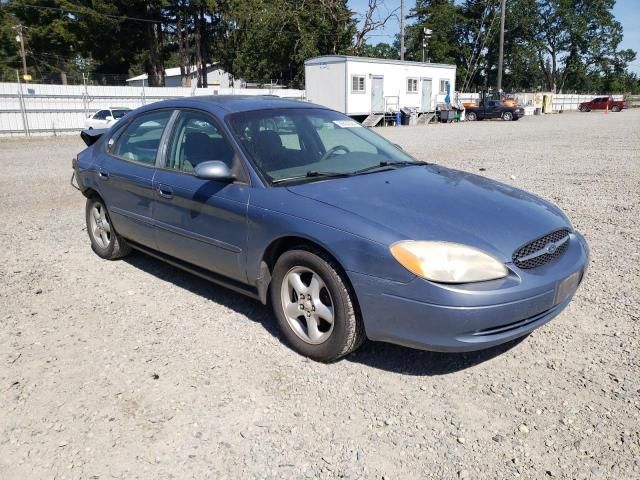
[112,109,131,119]
[227,108,418,183]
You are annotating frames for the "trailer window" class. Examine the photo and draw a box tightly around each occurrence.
[439,79,449,94]
[407,78,418,93]
[351,75,366,93]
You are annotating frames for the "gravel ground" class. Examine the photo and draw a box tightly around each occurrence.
[1,110,639,479]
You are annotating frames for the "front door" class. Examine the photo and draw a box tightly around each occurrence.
[97,109,174,249]
[421,78,433,112]
[371,76,384,113]
[152,109,249,282]
[485,100,501,118]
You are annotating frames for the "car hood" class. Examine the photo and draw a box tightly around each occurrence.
[286,165,571,261]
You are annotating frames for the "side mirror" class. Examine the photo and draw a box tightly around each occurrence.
[194,161,234,182]
[105,115,114,121]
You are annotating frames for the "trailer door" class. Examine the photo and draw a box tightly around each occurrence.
[371,76,384,113]
[421,78,433,112]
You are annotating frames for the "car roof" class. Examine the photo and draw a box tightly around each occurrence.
[134,95,326,115]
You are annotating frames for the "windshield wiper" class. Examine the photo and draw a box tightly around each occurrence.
[351,160,420,175]
[271,161,421,184]
[271,170,352,184]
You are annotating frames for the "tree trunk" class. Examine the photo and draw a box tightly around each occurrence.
[193,9,206,88]
[57,56,67,85]
[146,17,164,87]
[551,51,557,93]
[198,5,207,88]
[178,4,191,88]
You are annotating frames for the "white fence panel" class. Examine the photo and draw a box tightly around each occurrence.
[0,83,306,136]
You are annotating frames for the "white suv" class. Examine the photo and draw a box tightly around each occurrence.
[84,107,132,129]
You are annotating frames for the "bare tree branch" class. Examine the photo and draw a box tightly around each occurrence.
[351,0,399,54]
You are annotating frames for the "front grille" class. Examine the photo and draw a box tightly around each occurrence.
[512,229,570,269]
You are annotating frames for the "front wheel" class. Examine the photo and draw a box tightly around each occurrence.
[611,105,621,112]
[86,197,131,260]
[271,249,365,362]
[502,111,514,121]
[465,111,477,121]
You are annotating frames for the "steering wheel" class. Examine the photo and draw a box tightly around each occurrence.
[319,145,350,163]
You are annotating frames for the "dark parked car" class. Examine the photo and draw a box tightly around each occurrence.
[465,99,525,121]
[578,96,626,112]
[72,96,588,362]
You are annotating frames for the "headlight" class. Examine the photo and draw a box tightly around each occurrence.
[390,241,508,283]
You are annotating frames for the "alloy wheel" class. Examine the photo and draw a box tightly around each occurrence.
[280,266,335,344]
[90,203,111,249]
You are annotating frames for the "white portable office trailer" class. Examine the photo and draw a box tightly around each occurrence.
[304,55,457,116]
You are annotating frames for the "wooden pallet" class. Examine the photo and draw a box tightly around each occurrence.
[362,113,384,127]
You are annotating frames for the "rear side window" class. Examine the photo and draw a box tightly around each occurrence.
[111,110,173,165]
[111,109,130,119]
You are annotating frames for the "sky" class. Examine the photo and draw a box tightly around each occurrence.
[348,0,640,74]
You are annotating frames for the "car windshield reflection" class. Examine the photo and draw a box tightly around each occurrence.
[228,108,419,183]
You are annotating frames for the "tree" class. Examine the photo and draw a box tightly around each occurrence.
[530,0,634,93]
[221,0,354,87]
[360,41,398,59]
[351,0,398,55]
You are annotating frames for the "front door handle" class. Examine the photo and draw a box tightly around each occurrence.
[157,185,173,199]
[98,169,109,180]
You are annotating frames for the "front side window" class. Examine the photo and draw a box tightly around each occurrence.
[407,78,418,93]
[352,75,366,93]
[166,110,235,173]
[228,108,417,183]
[94,110,109,120]
[111,110,172,165]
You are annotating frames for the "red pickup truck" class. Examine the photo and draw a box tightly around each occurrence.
[578,96,626,112]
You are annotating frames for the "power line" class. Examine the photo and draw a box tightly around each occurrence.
[3,2,162,24]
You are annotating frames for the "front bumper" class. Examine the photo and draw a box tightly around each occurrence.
[349,231,589,352]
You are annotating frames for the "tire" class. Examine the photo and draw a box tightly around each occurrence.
[271,248,365,362]
[611,105,620,112]
[502,111,514,121]
[86,196,131,260]
[578,105,586,112]
[465,111,477,121]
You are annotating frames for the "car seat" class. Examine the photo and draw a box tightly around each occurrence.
[182,131,215,171]
[254,130,286,171]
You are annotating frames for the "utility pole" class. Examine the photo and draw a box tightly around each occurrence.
[422,28,432,63]
[497,0,506,92]
[400,0,404,61]
[14,24,28,79]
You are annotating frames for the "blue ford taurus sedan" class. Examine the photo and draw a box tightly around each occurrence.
[72,96,589,362]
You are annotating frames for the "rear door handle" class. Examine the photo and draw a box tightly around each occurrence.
[157,185,173,199]
[98,169,109,180]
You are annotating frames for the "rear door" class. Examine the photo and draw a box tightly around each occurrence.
[96,109,173,249]
[152,109,250,282]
